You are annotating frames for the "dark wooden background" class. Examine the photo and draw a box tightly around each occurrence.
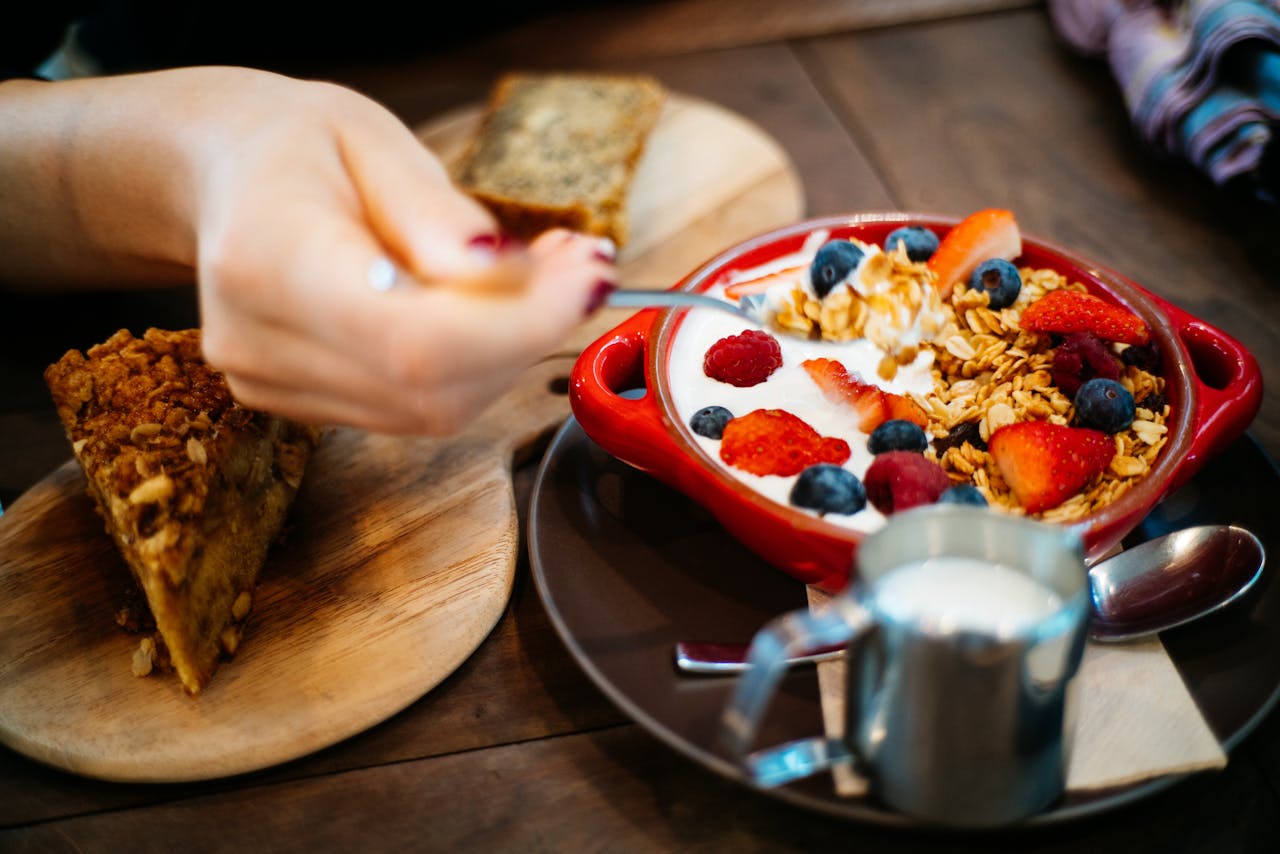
[4,2,1280,850]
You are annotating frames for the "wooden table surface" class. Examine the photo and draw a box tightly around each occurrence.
[5,3,1280,850]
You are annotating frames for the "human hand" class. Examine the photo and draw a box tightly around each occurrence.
[181,68,614,434]
[0,66,614,434]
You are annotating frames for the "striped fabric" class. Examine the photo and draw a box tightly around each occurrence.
[1049,0,1280,200]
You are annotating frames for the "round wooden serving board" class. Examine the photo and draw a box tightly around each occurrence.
[0,357,575,783]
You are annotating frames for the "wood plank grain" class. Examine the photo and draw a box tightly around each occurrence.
[6,721,1280,852]
[433,0,1041,64]
[800,9,1280,459]
[610,44,897,219]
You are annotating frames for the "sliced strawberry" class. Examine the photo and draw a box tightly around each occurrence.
[723,265,805,301]
[988,421,1115,514]
[1019,289,1150,346]
[927,209,1022,300]
[719,408,851,477]
[884,393,929,428]
[801,357,928,433]
[802,357,886,430]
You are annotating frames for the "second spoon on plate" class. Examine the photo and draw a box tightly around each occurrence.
[675,524,1266,674]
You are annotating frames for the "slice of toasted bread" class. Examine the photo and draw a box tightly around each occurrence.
[453,71,667,247]
[44,328,321,695]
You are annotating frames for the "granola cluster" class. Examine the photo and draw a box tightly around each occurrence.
[910,269,1169,522]
[767,254,1169,522]
[774,244,948,381]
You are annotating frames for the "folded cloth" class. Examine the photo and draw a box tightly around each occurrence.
[1048,0,1131,56]
[1049,0,1280,201]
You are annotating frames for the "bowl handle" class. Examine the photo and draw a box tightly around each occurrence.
[1146,290,1263,491]
[569,309,685,474]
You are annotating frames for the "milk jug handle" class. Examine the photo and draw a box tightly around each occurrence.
[720,598,871,787]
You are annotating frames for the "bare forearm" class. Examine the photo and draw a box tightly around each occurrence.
[0,65,618,435]
[0,71,213,290]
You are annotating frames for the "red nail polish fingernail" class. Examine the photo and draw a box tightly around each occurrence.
[468,232,523,256]
[585,279,617,316]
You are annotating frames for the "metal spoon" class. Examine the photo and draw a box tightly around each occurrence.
[675,524,1266,674]
[606,289,771,327]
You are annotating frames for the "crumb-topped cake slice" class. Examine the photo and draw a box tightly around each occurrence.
[44,328,321,695]
[453,71,667,246]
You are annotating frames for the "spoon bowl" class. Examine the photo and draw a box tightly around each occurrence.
[1089,524,1266,641]
[674,524,1266,674]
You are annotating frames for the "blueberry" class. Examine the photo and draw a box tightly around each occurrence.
[970,258,1022,309]
[809,240,864,299]
[938,484,989,506]
[867,419,929,455]
[884,225,940,262]
[1074,378,1135,433]
[790,464,867,516]
[690,405,734,439]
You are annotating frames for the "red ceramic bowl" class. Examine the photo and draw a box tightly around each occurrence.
[569,213,1262,593]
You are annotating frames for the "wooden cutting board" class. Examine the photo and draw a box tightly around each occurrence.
[0,357,575,783]
[0,94,804,783]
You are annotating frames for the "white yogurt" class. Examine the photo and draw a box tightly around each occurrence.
[666,234,939,533]
[872,556,1063,635]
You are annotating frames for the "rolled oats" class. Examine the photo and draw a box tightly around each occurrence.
[924,275,1168,521]
[782,243,950,363]
[945,335,977,361]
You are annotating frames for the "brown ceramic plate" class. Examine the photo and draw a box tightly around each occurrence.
[528,417,1280,826]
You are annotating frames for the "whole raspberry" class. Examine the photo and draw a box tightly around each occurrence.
[863,451,952,515]
[1051,332,1120,398]
[703,329,783,387]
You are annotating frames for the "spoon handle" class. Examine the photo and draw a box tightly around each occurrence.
[674,640,844,674]
[675,621,1114,674]
[606,289,754,320]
